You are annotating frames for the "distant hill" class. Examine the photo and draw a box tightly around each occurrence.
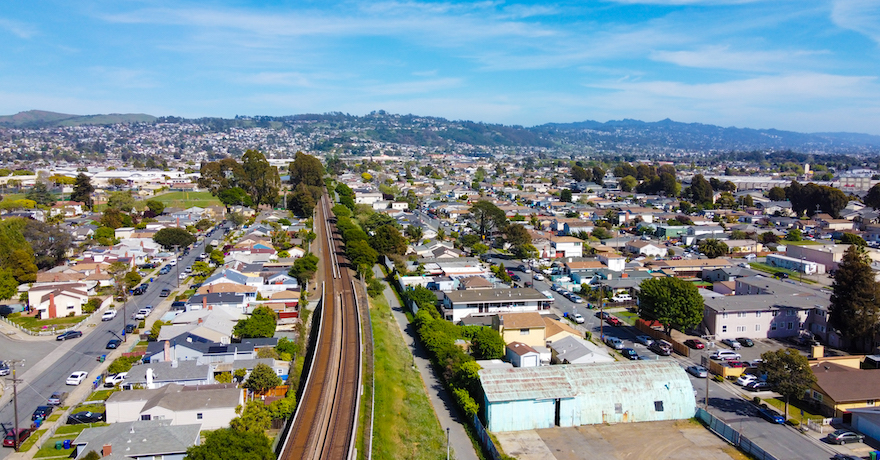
[0,110,156,128]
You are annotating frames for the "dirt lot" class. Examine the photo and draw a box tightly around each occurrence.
[496,420,749,460]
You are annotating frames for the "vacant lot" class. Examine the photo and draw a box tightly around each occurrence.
[497,419,748,460]
[152,191,221,208]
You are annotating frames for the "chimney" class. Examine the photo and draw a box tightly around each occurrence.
[102,444,112,457]
[48,293,57,319]
[164,340,171,361]
[198,317,203,324]
[202,297,207,310]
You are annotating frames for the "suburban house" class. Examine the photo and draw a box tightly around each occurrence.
[442,288,551,323]
[27,283,90,319]
[105,383,243,430]
[550,236,584,258]
[145,333,257,363]
[72,420,201,460]
[493,312,546,348]
[810,360,880,417]
[645,259,734,278]
[549,335,614,364]
[123,360,213,388]
[625,240,666,258]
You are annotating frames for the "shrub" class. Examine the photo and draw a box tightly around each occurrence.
[452,387,478,418]
[752,396,761,405]
[82,298,102,314]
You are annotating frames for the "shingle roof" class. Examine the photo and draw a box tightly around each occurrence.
[73,419,201,459]
[813,362,880,403]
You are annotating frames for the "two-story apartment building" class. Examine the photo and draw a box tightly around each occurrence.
[442,288,551,323]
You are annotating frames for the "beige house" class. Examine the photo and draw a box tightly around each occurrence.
[28,283,89,319]
[493,312,546,348]
[105,383,243,430]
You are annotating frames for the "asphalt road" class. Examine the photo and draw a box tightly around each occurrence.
[0,224,227,457]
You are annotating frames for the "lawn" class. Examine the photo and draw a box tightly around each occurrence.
[747,262,817,284]
[7,313,86,332]
[34,433,78,459]
[20,428,46,452]
[86,389,116,402]
[152,191,221,208]
[370,291,447,459]
[763,398,823,424]
[616,310,639,326]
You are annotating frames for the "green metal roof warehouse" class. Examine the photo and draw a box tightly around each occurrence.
[479,360,696,432]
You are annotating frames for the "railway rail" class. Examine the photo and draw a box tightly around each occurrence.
[278,194,362,460]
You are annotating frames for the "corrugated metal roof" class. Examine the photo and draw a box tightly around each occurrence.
[479,360,691,403]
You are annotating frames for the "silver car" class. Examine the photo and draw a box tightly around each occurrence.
[686,365,708,378]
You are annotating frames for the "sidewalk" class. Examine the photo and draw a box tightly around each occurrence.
[373,266,479,460]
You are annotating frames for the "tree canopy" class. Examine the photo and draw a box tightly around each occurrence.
[467,200,507,238]
[244,363,283,393]
[759,348,816,420]
[471,328,505,359]
[785,180,848,218]
[71,173,95,209]
[697,239,729,259]
[637,276,704,335]
[185,428,275,460]
[370,224,407,256]
[233,306,277,339]
[288,252,319,286]
[830,245,880,351]
[289,151,325,187]
[153,227,196,250]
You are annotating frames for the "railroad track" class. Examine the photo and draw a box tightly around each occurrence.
[278,194,362,460]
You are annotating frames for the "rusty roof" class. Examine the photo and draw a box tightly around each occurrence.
[499,312,545,329]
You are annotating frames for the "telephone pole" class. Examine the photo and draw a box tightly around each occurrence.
[8,359,24,451]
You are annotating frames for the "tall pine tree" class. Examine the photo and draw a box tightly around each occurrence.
[830,245,880,352]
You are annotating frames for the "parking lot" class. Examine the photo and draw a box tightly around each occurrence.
[496,420,747,460]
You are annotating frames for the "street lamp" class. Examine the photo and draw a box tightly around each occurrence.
[446,427,450,460]
[8,359,24,451]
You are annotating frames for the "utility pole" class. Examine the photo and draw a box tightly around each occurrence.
[446,427,450,460]
[173,245,181,288]
[599,285,605,340]
[8,359,24,452]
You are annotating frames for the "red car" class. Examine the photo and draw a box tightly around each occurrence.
[3,429,30,448]
[605,316,622,326]
[726,361,748,368]
[684,339,705,349]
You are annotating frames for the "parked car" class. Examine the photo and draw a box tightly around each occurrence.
[569,294,584,304]
[595,311,610,320]
[3,429,30,448]
[0,363,8,376]
[686,365,708,378]
[101,310,117,321]
[726,361,748,368]
[721,338,742,350]
[736,337,755,347]
[832,454,865,460]
[67,411,105,425]
[711,350,741,361]
[533,273,545,281]
[571,313,585,324]
[604,336,625,350]
[635,335,653,346]
[106,339,121,349]
[612,294,632,302]
[826,430,865,445]
[605,316,622,326]
[757,407,785,424]
[648,340,673,356]
[31,405,53,421]
[684,339,704,349]
[124,324,137,334]
[179,272,188,280]
[745,381,771,391]
[66,371,88,385]
[160,289,171,297]
[621,348,640,360]
[134,309,151,320]
[132,284,147,295]
[773,271,789,279]
[104,372,127,387]
[56,330,83,341]
[736,374,758,386]
[47,391,67,406]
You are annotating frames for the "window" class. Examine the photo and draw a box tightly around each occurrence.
[812,391,823,402]
[141,415,151,421]
[772,311,779,317]
[868,400,876,406]
[615,403,622,414]
[520,329,530,335]
[736,326,746,332]
[722,312,729,319]
[654,401,664,412]
[756,312,761,317]
[737,312,746,318]
[788,310,795,316]
[722,325,727,333]
[788,322,794,330]
[771,323,777,331]
[197,413,203,420]
[755,325,761,331]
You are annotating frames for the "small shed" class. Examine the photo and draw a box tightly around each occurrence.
[506,342,540,368]
[479,360,696,432]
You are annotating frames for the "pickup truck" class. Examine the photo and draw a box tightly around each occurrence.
[47,391,67,406]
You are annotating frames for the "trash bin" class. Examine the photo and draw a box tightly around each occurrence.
[99,354,106,363]
[55,441,63,450]
[869,451,878,460]
[33,418,42,428]
[63,439,71,449]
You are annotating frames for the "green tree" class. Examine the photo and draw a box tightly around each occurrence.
[289,252,319,285]
[240,149,281,207]
[865,183,880,210]
[233,306,277,338]
[472,328,505,359]
[218,187,254,208]
[25,181,54,207]
[231,400,272,433]
[185,428,275,460]
[767,186,787,201]
[346,239,378,276]
[6,249,37,284]
[697,239,729,258]
[730,229,749,240]
[106,191,135,212]
[0,269,18,300]
[370,224,407,256]
[123,270,142,290]
[571,165,590,182]
[407,285,439,315]
[759,348,816,420]
[637,276,704,335]
[210,249,225,265]
[592,166,606,185]
[289,151,325,187]
[244,363,283,393]
[467,200,507,238]
[687,174,714,205]
[82,451,101,460]
[149,320,168,341]
[619,175,637,192]
[830,245,880,351]
[192,261,212,277]
[559,189,573,202]
[785,228,802,241]
[71,173,95,209]
[288,183,317,217]
[153,227,196,250]
[839,233,866,246]
[404,225,423,245]
[144,199,165,216]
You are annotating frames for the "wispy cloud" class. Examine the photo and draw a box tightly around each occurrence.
[90,67,158,89]
[605,0,766,5]
[651,45,826,71]
[365,77,464,96]
[831,0,880,45]
[0,18,37,39]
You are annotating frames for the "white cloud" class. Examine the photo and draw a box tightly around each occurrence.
[650,46,826,71]
[0,18,37,39]
[831,0,880,45]
[364,78,464,96]
[605,0,766,5]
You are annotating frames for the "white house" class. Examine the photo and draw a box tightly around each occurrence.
[625,240,666,258]
[550,236,584,258]
[28,283,89,319]
[441,288,551,323]
[104,383,243,430]
[506,342,540,368]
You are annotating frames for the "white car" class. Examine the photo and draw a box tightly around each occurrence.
[179,272,188,280]
[101,310,117,321]
[533,273,545,281]
[635,335,654,346]
[66,371,88,385]
[612,294,633,302]
[572,313,585,324]
[134,309,151,320]
[104,372,128,387]
[736,374,758,386]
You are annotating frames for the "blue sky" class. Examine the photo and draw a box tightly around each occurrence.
[1,1,880,134]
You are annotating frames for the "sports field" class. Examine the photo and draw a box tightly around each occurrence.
[152,191,222,208]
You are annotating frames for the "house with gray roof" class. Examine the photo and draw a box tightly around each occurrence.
[105,383,242,430]
[72,419,201,460]
[123,359,213,389]
[145,333,256,363]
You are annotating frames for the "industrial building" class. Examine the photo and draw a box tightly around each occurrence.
[478,360,696,432]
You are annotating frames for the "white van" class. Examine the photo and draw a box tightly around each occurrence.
[612,293,632,303]
[711,350,741,361]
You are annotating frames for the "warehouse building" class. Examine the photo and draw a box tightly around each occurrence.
[478,360,696,432]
